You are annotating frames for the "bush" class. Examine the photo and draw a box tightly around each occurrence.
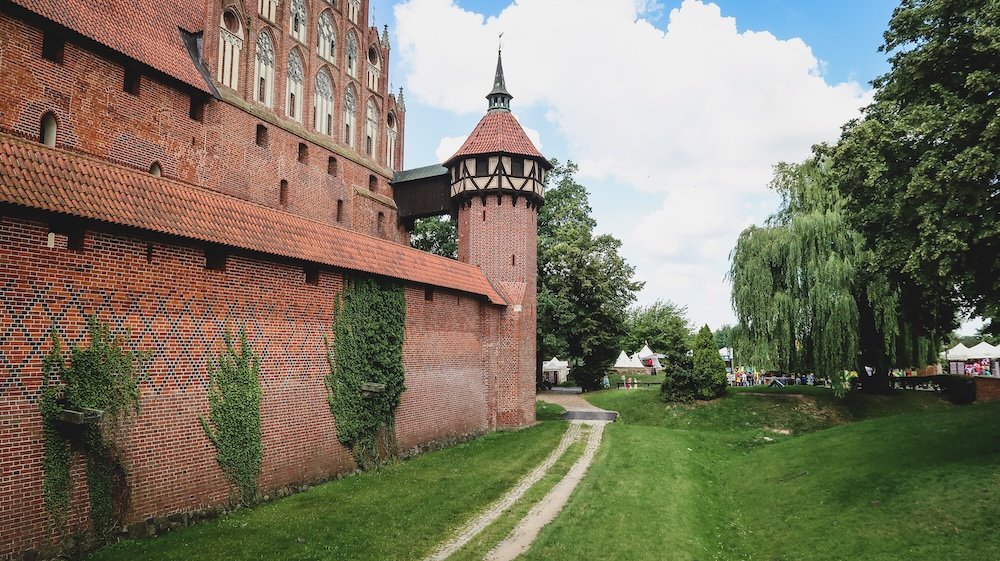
[930,375,977,405]
[660,325,727,402]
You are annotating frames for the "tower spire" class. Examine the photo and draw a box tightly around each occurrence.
[487,45,512,112]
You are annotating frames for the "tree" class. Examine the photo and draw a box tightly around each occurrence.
[729,157,940,393]
[538,160,643,390]
[622,300,692,371]
[690,325,728,399]
[714,324,735,350]
[831,0,1000,337]
[410,215,457,259]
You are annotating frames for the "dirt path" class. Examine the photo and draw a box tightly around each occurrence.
[484,421,606,561]
[423,393,615,561]
[421,423,584,561]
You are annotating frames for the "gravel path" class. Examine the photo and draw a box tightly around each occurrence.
[423,393,615,561]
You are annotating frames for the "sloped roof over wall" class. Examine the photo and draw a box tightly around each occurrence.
[0,133,507,305]
[9,0,212,93]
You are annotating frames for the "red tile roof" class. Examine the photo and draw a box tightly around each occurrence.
[446,111,546,165]
[0,133,507,305]
[11,0,212,93]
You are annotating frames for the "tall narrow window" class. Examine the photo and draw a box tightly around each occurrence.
[348,0,361,23]
[386,112,398,170]
[298,143,308,163]
[346,32,358,78]
[40,112,57,147]
[258,0,277,21]
[365,98,378,157]
[343,84,357,148]
[286,50,304,122]
[124,67,141,95]
[511,157,524,176]
[217,11,243,89]
[256,124,269,147]
[42,30,65,63]
[377,212,385,235]
[328,156,338,176]
[280,179,289,206]
[368,175,378,193]
[336,199,344,222]
[254,32,275,107]
[289,0,307,43]
[476,156,489,175]
[317,11,336,61]
[366,45,381,91]
[314,68,334,136]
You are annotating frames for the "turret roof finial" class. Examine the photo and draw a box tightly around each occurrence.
[487,36,512,112]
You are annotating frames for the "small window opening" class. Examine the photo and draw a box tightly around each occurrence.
[258,77,267,102]
[279,180,289,206]
[511,254,516,266]
[124,67,141,95]
[424,287,433,301]
[149,162,162,177]
[328,156,338,176]
[377,211,385,234]
[66,230,84,251]
[205,247,227,271]
[326,114,333,135]
[298,143,308,163]
[256,124,268,147]
[366,135,373,155]
[511,157,524,176]
[305,265,319,285]
[476,156,489,175]
[42,31,65,63]
[145,243,155,263]
[336,199,344,222]
[40,112,57,148]
[482,210,486,222]
[368,175,377,193]
[189,96,205,121]
[289,92,296,118]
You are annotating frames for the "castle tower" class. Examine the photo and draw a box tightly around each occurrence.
[444,50,551,427]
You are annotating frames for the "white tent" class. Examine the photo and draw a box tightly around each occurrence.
[542,357,570,385]
[967,341,1000,359]
[613,350,631,368]
[637,344,663,369]
[719,347,733,362]
[942,343,971,361]
[628,353,644,368]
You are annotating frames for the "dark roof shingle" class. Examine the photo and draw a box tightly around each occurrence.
[0,133,507,305]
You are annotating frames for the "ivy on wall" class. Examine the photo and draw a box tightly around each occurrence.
[326,277,406,469]
[39,317,145,537]
[200,330,263,506]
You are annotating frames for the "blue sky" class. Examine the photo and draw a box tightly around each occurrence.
[367,1,978,334]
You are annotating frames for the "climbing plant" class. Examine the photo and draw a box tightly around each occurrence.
[200,329,262,506]
[38,317,145,537]
[326,276,406,469]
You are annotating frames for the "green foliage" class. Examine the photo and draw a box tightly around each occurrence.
[409,215,458,259]
[621,300,692,371]
[38,317,145,537]
[660,325,726,402]
[729,157,940,393]
[714,324,735,350]
[326,277,406,469]
[537,160,642,390]
[831,0,1000,336]
[200,330,263,506]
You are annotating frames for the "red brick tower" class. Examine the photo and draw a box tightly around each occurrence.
[444,51,551,427]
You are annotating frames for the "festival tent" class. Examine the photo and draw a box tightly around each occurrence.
[967,341,1000,359]
[627,353,644,368]
[613,350,631,368]
[542,357,570,385]
[942,343,971,361]
[637,343,663,369]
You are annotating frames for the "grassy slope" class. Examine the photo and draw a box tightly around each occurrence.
[88,422,567,561]
[536,400,567,421]
[524,387,999,560]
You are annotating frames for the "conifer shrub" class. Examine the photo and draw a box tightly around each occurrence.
[661,325,728,402]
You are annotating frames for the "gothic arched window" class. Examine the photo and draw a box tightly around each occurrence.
[344,85,357,148]
[290,0,307,43]
[317,11,336,62]
[347,0,361,24]
[254,31,275,107]
[315,69,335,136]
[347,32,358,78]
[258,0,277,21]
[365,98,378,157]
[286,49,305,121]
[217,10,243,89]
[386,112,398,170]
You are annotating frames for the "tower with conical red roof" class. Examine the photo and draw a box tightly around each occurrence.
[445,50,551,427]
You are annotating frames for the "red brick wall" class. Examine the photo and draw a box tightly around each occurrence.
[0,214,499,558]
[0,10,404,243]
[975,377,1000,402]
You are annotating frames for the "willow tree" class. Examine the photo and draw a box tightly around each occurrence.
[729,157,939,393]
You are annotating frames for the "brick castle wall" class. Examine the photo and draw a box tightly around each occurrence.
[0,214,498,558]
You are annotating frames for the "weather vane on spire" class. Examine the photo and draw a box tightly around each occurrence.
[499,32,504,52]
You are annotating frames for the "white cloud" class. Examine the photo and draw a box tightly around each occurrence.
[435,135,467,162]
[395,0,872,328]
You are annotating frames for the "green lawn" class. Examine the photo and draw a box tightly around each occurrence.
[520,388,1000,560]
[87,422,567,561]
[535,399,566,421]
